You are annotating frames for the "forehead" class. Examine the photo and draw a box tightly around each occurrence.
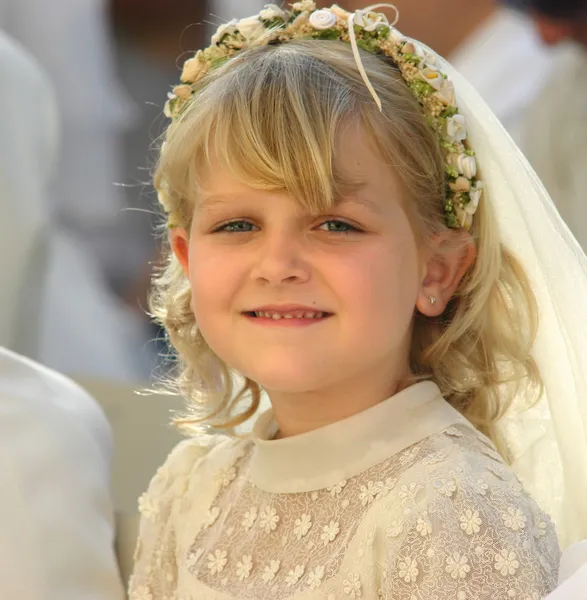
[198,121,403,207]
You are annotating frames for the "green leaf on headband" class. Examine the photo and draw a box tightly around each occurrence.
[312,28,339,40]
[378,26,390,39]
[445,211,458,229]
[445,165,459,179]
[261,17,285,29]
[402,53,421,65]
[356,38,379,53]
[440,107,458,118]
[409,79,435,98]
[209,56,230,69]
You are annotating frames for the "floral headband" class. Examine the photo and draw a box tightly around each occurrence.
[163,2,483,230]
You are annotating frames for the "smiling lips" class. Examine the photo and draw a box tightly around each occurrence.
[244,306,332,323]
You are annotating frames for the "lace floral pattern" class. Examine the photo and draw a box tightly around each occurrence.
[129,425,560,600]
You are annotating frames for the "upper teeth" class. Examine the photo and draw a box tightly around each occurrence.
[254,311,325,319]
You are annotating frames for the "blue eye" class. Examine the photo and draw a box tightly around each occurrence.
[318,220,361,233]
[213,220,257,233]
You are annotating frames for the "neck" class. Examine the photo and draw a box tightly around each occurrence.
[267,362,411,439]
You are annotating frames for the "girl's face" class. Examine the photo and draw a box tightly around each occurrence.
[173,126,428,398]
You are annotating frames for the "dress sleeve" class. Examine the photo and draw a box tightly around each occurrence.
[127,437,215,599]
[382,460,561,600]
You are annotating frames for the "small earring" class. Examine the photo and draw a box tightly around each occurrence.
[428,295,437,305]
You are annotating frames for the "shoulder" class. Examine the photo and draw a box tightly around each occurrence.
[394,423,554,529]
[375,426,560,598]
[0,347,113,464]
[381,424,560,586]
[138,432,244,518]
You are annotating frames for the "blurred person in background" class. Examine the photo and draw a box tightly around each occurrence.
[504,0,587,250]
[0,346,125,599]
[0,0,154,380]
[0,32,125,598]
[333,0,553,142]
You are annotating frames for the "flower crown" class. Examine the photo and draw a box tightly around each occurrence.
[164,2,483,230]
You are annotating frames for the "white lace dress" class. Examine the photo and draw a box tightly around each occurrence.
[129,382,560,600]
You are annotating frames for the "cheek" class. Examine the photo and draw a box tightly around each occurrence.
[187,241,240,319]
[342,237,420,332]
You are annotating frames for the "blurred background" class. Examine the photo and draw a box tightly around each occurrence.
[1,0,586,588]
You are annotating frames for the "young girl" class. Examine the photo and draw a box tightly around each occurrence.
[129,3,587,598]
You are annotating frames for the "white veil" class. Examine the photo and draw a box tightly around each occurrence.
[439,56,587,550]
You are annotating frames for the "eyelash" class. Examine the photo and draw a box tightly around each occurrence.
[212,219,362,234]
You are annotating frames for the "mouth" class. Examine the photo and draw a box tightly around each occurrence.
[245,310,331,320]
[242,306,333,323]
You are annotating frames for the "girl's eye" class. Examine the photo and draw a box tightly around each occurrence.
[213,220,257,233]
[317,219,361,233]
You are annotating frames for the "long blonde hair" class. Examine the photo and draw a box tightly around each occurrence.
[151,41,541,452]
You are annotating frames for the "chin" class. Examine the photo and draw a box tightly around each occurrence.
[238,361,329,395]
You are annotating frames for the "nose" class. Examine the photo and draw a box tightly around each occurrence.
[250,230,311,285]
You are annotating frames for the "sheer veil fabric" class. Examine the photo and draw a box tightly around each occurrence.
[437,53,587,549]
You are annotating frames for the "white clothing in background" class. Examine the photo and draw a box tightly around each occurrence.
[450,8,553,143]
[0,31,56,357]
[0,347,125,599]
[0,29,150,380]
[0,0,134,227]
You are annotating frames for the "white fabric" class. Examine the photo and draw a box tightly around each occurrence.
[450,8,553,143]
[0,31,57,356]
[520,44,587,251]
[129,382,560,599]
[0,347,125,599]
[436,54,587,550]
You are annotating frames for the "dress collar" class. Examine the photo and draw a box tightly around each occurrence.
[248,381,470,493]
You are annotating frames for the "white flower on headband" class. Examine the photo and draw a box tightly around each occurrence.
[420,67,443,91]
[467,182,484,215]
[211,19,238,45]
[292,0,316,12]
[354,10,389,32]
[455,207,473,230]
[449,177,470,193]
[181,50,206,83]
[444,114,467,143]
[435,79,456,107]
[388,27,405,46]
[259,4,288,21]
[330,5,351,20]
[448,153,477,179]
[309,8,337,29]
[236,15,265,41]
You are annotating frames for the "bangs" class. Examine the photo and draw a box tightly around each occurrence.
[157,41,373,215]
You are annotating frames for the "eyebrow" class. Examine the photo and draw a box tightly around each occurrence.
[195,192,385,216]
[334,194,384,216]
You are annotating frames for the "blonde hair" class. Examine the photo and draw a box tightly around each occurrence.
[151,41,541,452]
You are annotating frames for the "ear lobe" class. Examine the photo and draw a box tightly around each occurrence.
[170,227,190,275]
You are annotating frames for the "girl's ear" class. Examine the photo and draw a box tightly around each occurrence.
[170,227,190,275]
[415,229,476,317]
